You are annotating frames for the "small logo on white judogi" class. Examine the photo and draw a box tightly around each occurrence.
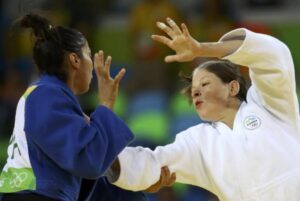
[244,116,261,130]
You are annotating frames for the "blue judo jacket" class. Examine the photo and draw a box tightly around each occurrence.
[0,74,135,201]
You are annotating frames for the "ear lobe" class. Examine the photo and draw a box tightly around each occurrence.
[69,53,80,69]
[229,80,240,97]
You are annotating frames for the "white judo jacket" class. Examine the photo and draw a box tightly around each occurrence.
[113,28,300,201]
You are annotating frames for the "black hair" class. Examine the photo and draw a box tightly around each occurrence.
[19,13,86,82]
[181,59,248,103]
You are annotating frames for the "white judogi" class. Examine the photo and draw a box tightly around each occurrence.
[113,28,300,201]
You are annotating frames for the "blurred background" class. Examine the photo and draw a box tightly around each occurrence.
[0,0,300,200]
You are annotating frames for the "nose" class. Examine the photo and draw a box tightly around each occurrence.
[192,90,201,98]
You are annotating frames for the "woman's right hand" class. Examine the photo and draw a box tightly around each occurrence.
[151,18,201,63]
[144,166,176,193]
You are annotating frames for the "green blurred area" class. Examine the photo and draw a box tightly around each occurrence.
[93,27,133,64]
[0,138,9,169]
[271,23,300,77]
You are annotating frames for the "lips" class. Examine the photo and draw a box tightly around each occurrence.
[195,100,203,109]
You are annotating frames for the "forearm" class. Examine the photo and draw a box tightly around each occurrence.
[195,40,243,59]
[112,147,161,191]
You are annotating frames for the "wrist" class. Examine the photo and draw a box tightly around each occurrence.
[100,101,114,109]
[194,41,203,58]
[106,159,120,183]
[195,42,227,58]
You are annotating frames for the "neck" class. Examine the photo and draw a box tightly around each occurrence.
[219,99,241,129]
[66,74,77,95]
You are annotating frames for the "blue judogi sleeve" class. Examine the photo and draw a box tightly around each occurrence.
[24,84,134,179]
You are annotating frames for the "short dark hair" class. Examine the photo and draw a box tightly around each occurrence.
[181,59,248,102]
[19,13,86,82]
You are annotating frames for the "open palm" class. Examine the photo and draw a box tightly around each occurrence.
[152,18,200,63]
[94,50,125,109]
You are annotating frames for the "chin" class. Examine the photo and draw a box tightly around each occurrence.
[77,86,89,95]
[82,87,90,94]
[198,111,213,122]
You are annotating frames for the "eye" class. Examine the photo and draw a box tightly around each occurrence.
[201,82,209,87]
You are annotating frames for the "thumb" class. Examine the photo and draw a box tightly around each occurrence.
[165,55,179,63]
[114,68,126,84]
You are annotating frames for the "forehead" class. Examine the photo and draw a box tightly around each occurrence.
[192,68,217,82]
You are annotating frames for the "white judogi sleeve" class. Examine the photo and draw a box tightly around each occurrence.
[220,28,300,134]
[112,125,213,191]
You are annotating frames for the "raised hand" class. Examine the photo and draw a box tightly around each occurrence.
[94,50,126,109]
[152,18,201,63]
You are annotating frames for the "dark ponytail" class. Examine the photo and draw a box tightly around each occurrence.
[19,13,86,82]
[20,14,59,42]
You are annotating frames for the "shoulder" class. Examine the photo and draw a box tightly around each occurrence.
[26,83,76,105]
[24,83,81,117]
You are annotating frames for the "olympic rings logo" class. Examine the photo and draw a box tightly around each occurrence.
[10,172,28,188]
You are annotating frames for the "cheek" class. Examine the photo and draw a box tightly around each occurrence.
[84,60,93,75]
[202,90,219,103]
[204,86,229,102]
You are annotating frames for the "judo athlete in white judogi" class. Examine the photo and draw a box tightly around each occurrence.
[109,19,300,201]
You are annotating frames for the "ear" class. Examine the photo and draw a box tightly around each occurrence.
[228,80,240,97]
[68,53,80,70]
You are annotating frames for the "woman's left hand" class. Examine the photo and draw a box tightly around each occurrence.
[94,50,126,109]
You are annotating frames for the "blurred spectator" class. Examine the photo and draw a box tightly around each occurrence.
[247,0,284,7]
[126,0,184,94]
[66,0,112,50]
[129,0,182,61]
[0,68,26,137]
[189,0,238,42]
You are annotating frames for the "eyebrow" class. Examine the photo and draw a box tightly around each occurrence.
[193,75,211,83]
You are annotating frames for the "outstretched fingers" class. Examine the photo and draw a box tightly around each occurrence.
[181,23,190,38]
[114,68,126,85]
[104,55,112,79]
[94,50,103,77]
[165,55,180,63]
[166,17,182,35]
[151,35,172,48]
[156,22,177,39]
[93,50,102,69]
[165,52,190,63]
[152,18,197,63]
[94,50,112,80]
